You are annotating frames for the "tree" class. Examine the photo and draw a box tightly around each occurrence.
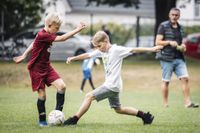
[155,0,176,35]
[0,0,43,40]
[86,0,177,37]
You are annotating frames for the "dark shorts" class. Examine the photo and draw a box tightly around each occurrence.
[29,67,60,92]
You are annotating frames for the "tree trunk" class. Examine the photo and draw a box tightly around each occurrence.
[154,0,176,36]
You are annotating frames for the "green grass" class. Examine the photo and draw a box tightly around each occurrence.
[0,88,199,133]
[0,59,200,133]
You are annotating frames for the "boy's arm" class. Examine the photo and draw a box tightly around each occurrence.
[66,53,90,64]
[130,45,163,53]
[13,42,33,63]
[54,22,86,42]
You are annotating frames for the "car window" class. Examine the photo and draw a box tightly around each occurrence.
[189,37,198,43]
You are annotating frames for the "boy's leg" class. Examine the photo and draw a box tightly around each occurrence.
[51,78,66,111]
[89,77,95,90]
[37,89,47,126]
[64,85,110,126]
[64,91,95,125]
[80,79,86,92]
[114,107,154,125]
[108,93,154,125]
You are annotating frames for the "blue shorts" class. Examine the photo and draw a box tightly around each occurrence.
[83,69,91,79]
[160,59,189,82]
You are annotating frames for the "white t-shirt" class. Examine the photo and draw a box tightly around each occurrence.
[88,44,133,92]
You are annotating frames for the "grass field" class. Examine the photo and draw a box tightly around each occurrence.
[0,57,200,133]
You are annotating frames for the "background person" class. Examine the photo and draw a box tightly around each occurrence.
[155,8,199,108]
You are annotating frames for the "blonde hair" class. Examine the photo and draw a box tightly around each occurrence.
[45,13,62,27]
[92,31,109,47]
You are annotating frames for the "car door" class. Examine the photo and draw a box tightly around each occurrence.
[51,36,78,60]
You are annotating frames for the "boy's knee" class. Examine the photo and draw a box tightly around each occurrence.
[85,92,94,101]
[38,95,46,100]
[58,83,66,93]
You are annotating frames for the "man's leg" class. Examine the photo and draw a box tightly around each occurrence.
[180,77,192,106]
[162,81,169,107]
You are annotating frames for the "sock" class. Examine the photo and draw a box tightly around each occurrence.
[136,110,145,119]
[37,98,46,122]
[73,115,79,122]
[56,92,65,111]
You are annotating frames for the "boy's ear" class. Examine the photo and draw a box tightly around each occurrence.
[48,24,51,28]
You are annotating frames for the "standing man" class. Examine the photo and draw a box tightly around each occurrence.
[155,8,199,108]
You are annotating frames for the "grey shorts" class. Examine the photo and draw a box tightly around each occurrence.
[92,85,121,108]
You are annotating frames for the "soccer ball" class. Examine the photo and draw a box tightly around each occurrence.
[48,110,65,126]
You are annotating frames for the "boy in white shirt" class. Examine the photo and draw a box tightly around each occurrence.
[64,31,163,126]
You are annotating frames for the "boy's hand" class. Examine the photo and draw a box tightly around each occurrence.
[13,55,25,64]
[66,57,73,64]
[76,22,86,31]
[152,45,163,52]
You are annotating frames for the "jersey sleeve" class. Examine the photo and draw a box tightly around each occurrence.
[88,49,102,58]
[117,46,133,59]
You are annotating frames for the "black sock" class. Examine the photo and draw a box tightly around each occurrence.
[37,99,46,122]
[80,79,86,91]
[136,110,145,119]
[56,92,65,111]
[73,115,79,122]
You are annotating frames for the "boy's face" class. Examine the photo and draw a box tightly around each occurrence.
[95,40,108,52]
[48,23,60,34]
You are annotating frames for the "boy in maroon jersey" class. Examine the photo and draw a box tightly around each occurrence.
[13,13,86,126]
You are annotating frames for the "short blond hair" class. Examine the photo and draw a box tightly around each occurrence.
[92,31,109,47]
[45,13,62,27]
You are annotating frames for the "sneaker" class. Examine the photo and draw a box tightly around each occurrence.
[186,102,199,108]
[63,116,78,126]
[142,112,154,125]
[39,121,48,127]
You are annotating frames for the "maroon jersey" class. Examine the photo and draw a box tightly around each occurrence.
[28,29,56,70]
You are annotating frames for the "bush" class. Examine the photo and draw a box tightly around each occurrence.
[80,22,134,45]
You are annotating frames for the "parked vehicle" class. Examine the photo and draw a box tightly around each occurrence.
[2,28,90,60]
[184,33,200,60]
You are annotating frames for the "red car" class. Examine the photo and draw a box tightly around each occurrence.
[184,33,200,60]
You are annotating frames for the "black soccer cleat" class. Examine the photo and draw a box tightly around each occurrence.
[63,116,78,126]
[142,112,154,125]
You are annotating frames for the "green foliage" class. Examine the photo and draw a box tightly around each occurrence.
[80,22,134,45]
[185,26,200,35]
[0,0,43,39]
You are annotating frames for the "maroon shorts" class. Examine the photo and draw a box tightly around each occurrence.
[29,67,60,92]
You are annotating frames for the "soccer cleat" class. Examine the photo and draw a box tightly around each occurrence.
[186,102,199,108]
[63,116,78,126]
[142,112,154,125]
[39,121,48,127]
